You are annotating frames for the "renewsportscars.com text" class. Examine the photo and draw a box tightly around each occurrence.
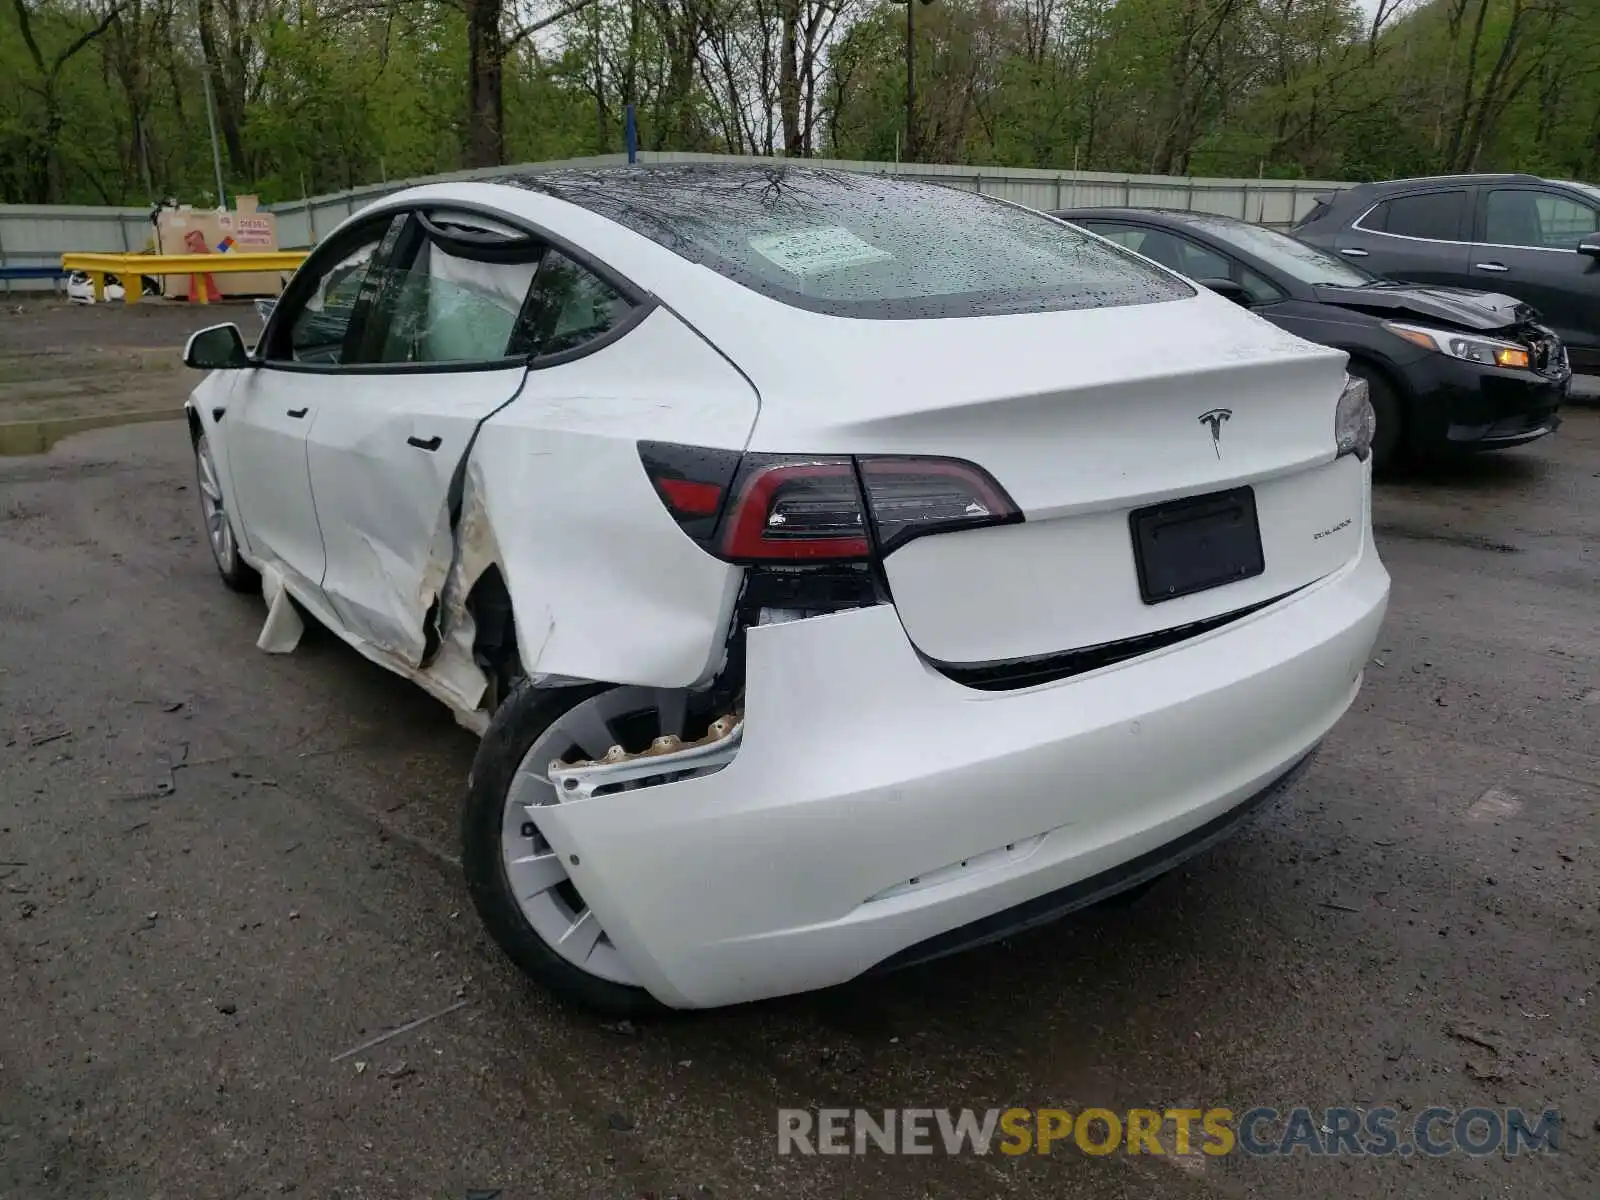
[777,1106,1562,1158]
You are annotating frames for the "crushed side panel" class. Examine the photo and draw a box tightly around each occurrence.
[440,305,761,699]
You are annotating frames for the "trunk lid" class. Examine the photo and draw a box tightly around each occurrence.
[721,291,1367,666]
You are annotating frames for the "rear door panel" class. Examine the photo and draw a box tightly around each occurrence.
[303,211,543,666]
[305,367,529,665]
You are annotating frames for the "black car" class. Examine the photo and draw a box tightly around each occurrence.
[1057,208,1569,468]
[1291,174,1600,374]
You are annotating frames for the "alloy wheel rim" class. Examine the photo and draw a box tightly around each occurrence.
[502,686,690,987]
[196,435,235,570]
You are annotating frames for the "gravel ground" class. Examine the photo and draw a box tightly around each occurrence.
[0,307,1596,1199]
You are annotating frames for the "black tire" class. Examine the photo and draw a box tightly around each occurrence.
[214,536,261,593]
[194,434,260,593]
[462,681,664,1017]
[1347,362,1403,471]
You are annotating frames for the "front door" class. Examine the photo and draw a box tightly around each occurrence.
[230,216,400,596]
[1471,186,1600,359]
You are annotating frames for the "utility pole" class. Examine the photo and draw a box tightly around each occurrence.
[193,0,228,207]
[200,70,226,207]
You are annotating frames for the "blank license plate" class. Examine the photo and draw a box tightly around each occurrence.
[1130,487,1265,604]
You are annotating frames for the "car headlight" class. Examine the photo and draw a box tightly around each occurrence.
[1382,321,1530,369]
[1335,374,1375,461]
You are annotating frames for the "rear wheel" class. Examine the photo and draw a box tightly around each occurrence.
[463,682,700,1015]
[1348,362,1402,471]
[195,433,259,592]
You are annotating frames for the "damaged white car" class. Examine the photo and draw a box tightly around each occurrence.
[181,165,1389,1014]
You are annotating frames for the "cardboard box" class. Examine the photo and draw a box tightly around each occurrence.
[157,196,288,299]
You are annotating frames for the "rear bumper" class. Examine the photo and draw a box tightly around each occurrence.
[536,526,1390,1009]
[1396,353,1566,453]
[872,746,1319,973]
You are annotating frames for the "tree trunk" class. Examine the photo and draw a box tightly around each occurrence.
[195,0,246,174]
[653,0,699,150]
[39,82,63,201]
[591,0,607,153]
[779,0,802,154]
[1445,0,1490,170]
[904,0,917,161]
[624,0,640,106]
[466,0,506,167]
[12,0,127,200]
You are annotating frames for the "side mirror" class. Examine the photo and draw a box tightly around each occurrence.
[1198,278,1252,306]
[1578,233,1600,259]
[183,323,252,370]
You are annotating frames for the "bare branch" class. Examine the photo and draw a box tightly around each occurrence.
[52,0,129,77]
[506,0,596,47]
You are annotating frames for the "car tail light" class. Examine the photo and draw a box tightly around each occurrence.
[638,443,1020,563]
[721,458,870,561]
[637,441,742,542]
[857,457,1020,554]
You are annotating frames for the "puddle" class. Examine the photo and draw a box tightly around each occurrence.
[0,408,182,456]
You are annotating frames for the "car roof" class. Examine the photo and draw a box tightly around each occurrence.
[489,161,927,218]
[1341,173,1545,195]
[1056,207,1246,227]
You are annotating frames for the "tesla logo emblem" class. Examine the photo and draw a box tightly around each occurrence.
[1198,408,1233,458]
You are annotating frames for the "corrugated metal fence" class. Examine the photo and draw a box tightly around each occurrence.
[0,205,160,291]
[1,152,1351,293]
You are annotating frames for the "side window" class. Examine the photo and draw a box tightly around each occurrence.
[1170,234,1282,304]
[1081,223,1144,251]
[1172,238,1232,280]
[510,252,632,360]
[279,233,388,365]
[1484,189,1600,250]
[1082,223,1280,302]
[373,229,540,365]
[1363,191,1467,241]
[1238,269,1284,305]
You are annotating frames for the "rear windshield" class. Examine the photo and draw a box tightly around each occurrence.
[501,166,1192,319]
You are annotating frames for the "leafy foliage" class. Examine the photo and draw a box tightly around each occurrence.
[1,0,1595,204]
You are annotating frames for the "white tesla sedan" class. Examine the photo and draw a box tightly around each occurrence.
[181,165,1388,1013]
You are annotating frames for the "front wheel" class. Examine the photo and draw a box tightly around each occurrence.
[463,681,693,1016]
[195,433,259,592]
[1348,363,1403,471]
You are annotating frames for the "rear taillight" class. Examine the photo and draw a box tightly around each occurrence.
[722,458,870,560]
[637,441,742,542]
[638,442,1020,563]
[857,457,1020,554]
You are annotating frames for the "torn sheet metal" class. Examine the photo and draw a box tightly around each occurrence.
[256,564,305,654]
[423,459,504,708]
[238,303,758,734]
[299,357,529,673]
[547,716,743,802]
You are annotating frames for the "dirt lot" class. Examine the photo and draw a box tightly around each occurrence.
[0,305,1596,1199]
[0,299,252,431]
